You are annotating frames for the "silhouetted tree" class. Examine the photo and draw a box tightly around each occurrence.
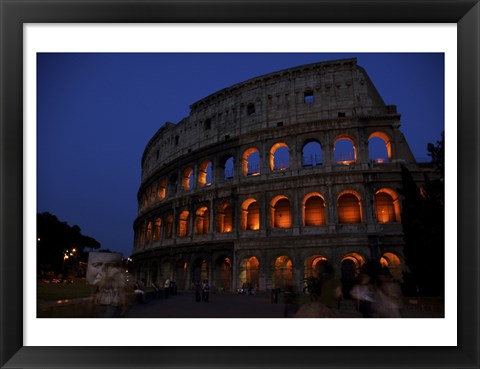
[37,212,101,276]
[399,132,445,297]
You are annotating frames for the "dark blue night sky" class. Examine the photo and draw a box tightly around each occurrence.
[37,53,444,257]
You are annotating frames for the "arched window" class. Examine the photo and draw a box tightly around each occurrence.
[303,193,326,226]
[341,253,365,295]
[157,178,166,201]
[153,218,161,241]
[274,256,293,289]
[150,182,157,204]
[269,142,290,171]
[368,132,392,163]
[177,211,189,238]
[145,221,152,243]
[302,140,322,167]
[178,211,190,238]
[214,256,232,291]
[198,160,213,187]
[246,257,259,286]
[194,207,210,235]
[305,255,328,278]
[241,199,260,230]
[270,196,291,228]
[242,148,260,176]
[239,256,260,289]
[247,103,255,116]
[224,156,234,180]
[380,252,403,281]
[337,192,362,224]
[216,203,233,233]
[182,167,194,190]
[375,189,400,223]
[334,136,356,165]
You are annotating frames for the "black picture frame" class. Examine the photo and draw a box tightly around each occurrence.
[1,1,479,368]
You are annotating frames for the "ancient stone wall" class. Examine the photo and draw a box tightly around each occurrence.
[132,58,427,293]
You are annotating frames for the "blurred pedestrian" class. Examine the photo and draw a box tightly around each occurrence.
[350,273,376,317]
[151,280,160,299]
[164,278,170,299]
[374,270,403,318]
[133,280,146,303]
[202,279,210,302]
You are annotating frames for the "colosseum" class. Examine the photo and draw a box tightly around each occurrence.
[131,57,427,295]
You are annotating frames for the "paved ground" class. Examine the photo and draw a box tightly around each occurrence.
[123,291,444,318]
[124,291,288,318]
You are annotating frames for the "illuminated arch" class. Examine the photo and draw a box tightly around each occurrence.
[269,142,290,171]
[305,254,328,278]
[181,167,194,190]
[273,255,293,289]
[216,202,233,233]
[241,198,260,230]
[375,188,401,223]
[145,221,152,243]
[242,147,260,176]
[192,257,209,283]
[368,131,392,163]
[194,206,210,235]
[177,210,190,238]
[198,160,213,187]
[380,252,403,281]
[214,256,232,291]
[340,252,365,295]
[303,192,326,226]
[157,178,166,201]
[149,183,156,204]
[270,195,291,228]
[340,252,365,271]
[334,135,357,165]
[337,191,362,224]
[153,217,161,241]
[239,256,260,288]
[143,187,149,208]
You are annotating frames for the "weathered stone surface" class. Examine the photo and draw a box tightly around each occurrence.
[131,58,430,294]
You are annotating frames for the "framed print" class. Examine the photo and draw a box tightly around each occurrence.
[1,1,479,368]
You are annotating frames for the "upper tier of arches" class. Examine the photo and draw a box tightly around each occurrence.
[140,58,408,179]
[138,131,403,210]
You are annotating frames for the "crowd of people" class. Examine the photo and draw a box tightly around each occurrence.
[87,251,404,318]
[291,260,404,318]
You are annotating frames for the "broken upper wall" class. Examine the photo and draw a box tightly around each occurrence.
[141,58,400,177]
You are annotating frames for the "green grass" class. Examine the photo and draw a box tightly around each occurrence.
[37,278,95,301]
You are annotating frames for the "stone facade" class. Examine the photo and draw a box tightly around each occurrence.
[131,58,429,293]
